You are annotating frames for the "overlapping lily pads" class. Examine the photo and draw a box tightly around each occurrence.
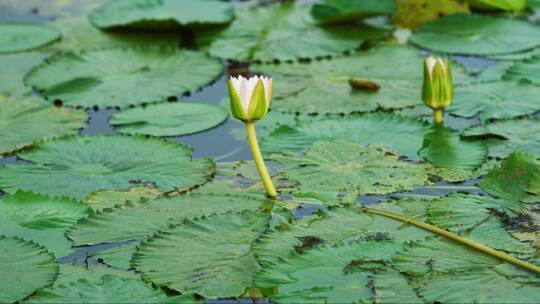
[0,96,87,155]
[463,0,527,11]
[0,24,60,54]
[204,3,389,62]
[0,236,58,303]
[0,52,50,96]
[25,46,223,108]
[90,0,234,29]
[0,135,214,199]
[110,101,229,136]
[252,45,424,114]
[311,0,396,24]
[506,55,540,85]
[410,14,540,55]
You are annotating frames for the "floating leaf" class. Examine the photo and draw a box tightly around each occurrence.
[25,46,223,108]
[463,118,540,158]
[0,24,60,54]
[0,96,87,156]
[90,0,234,29]
[133,211,269,298]
[506,55,540,85]
[84,187,160,212]
[392,0,469,29]
[55,264,139,287]
[463,0,526,11]
[410,14,540,55]
[0,52,50,97]
[25,275,169,303]
[68,194,267,245]
[110,101,229,137]
[0,236,58,303]
[418,126,487,171]
[275,141,429,202]
[449,81,540,121]
[92,243,137,270]
[0,135,214,199]
[311,0,396,24]
[204,3,389,62]
[262,113,430,160]
[252,45,424,114]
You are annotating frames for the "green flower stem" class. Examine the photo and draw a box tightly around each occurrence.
[246,122,277,199]
[433,109,444,124]
[364,207,540,274]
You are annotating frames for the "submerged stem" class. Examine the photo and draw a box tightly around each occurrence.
[364,207,540,274]
[433,109,444,125]
[246,122,277,199]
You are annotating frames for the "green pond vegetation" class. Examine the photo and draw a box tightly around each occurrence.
[0,0,539,303]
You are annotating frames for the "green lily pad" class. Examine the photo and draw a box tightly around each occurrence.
[410,14,540,55]
[0,236,58,303]
[90,0,234,29]
[506,55,540,85]
[275,141,429,202]
[25,275,169,303]
[84,187,161,212]
[487,47,540,61]
[132,211,269,298]
[311,0,396,24]
[418,126,487,171]
[449,80,540,121]
[0,135,214,199]
[25,46,223,108]
[262,112,431,160]
[68,194,267,245]
[252,45,424,114]
[110,101,229,137]
[92,243,137,270]
[0,24,60,54]
[0,52,50,97]
[480,152,539,203]
[0,96,87,156]
[391,0,470,29]
[204,3,389,62]
[463,118,540,158]
[55,264,139,287]
[463,0,527,11]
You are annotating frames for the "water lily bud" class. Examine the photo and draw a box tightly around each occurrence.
[227,75,272,123]
[422,56,454,110]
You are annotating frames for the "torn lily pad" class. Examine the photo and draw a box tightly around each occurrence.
[0,135,214,199]
[0,96,87,156]
[0,23,60,54]
[90,0,234,29]
[25,46,223,108]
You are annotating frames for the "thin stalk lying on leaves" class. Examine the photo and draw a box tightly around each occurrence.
[364,207,540,274]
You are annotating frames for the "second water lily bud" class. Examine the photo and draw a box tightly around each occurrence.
[422,56,454,124]
[227,75,272,123]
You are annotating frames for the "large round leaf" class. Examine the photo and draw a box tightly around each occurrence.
[84,187,160,212]
[0,135,214,199]
[25,275,169,303]
[0,236,58,303]
[110,101,229,137]
[275,141,429,202]
[252,45,424,114]
[0,52,50,97]
[410,14,540,55]
[204,3,389,62]
[0,24,60,54]
[90,0,234,29]
[505,55,540,85]
[25,46,223,108]
[463,118,540,158]
[0,96,87,156]
[450,81,540,121]
[262,113,431,160]
[132,211,269,298]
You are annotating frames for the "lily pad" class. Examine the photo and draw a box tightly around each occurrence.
[0,236,58,303]
[132,211,269,298]
[463,118,540,158]
[505,55,540,85]
[90,0,234,29]
[204,3,389,62]
[449,80,540,121]
[275,141,429,202]
[463,0,526,11]
[410,14,540,55]
[91,243,137,270]
[311,0,396,24]
[391,0,469,29]
[54,264,139,287]
[25,275,169,303]
[0,52,50,97]
[262,112,431,160]
[0,96,87,156]
[84,187,161,212]
[25,46,223,108]
[110,101,229,137]
[0,135,214,199]
[0,23,60,54]
[68,194,267,245]
[252,45,424,114]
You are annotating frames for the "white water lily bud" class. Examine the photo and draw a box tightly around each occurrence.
[422,56,454,110]
[227,75,272,123]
